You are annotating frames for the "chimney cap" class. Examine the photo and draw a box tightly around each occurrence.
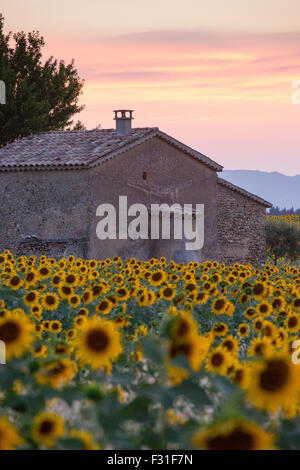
[113,109,134,120]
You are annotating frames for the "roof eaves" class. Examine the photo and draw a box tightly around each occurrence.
[0,162,86,171]
[217,177,272,208]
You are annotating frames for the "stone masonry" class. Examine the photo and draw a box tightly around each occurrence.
[0,113,272,265]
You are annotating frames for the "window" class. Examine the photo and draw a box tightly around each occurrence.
[142,171,147,181]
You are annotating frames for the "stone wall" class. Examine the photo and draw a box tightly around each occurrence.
[0,136,218,262]
[88,136,217,262]
[216,181,267,266]
[0,169,92,258]
[0,135,267,265]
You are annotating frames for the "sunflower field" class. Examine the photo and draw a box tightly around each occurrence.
[0,251,300,450]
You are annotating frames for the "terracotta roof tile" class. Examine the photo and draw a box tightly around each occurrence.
[0,127,157,170]
[0,127,223,172]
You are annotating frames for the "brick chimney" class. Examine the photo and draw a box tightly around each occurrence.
[114,109,134,136]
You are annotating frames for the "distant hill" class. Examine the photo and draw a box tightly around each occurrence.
[220,170,300,210]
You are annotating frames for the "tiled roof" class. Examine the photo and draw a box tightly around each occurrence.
[217,177,272,208]
[0,127,223,172]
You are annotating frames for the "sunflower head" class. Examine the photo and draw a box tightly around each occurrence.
[32,412,65,447]
[74,316,122,370]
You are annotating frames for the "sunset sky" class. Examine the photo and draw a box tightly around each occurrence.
[1,0,300,174]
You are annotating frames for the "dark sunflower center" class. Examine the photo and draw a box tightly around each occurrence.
[214,324,225,332]
[86,329,109,352]
[163,288,173,298]
[40,268,49,276]
[39,420,54,435]
[233,369,244,384]
[0,321,21,343]
[254,343,264,355]
[264,326,272,337]
[98,301,108,311]
[223,340,234,351]
[152,272,162,282]
[177,320,190,337]
[46,296,56,305]
[207,428,254,450]
[253,284,264,295]
[26,292,36,302]
[62,287,71,295]
[214,300,225,310]
[10,276,20,286]
[50,362,66,375]
[211,353,223,366]
[259,359,289,392]
[170,342,192,358]
[288,317,298,328]
[260,305,268,313]
[272,299,281,308]
[246,309,255,317]
[92,286,102,296]
[185,283,196,292]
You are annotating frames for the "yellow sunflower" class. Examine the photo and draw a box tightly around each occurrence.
[170,311,198,342]
[248,337,273,358]
[69,429,100,450]
[41,292,60,311]
[246,353,300,413]
[211,297,228,315]
[206,346,232,375]
[49,320,62,334]
[96,298,113,315]
[68,294,81,308]
[0,312,33,360]
[74,316,122,370]
[23,290,40,306]
[0,417,23,450]
[35,359,77,388]
[8,274,23,290]
[292,297,300,312]
[32,412,65,447]
[169,334,210,372]
[238,323,250,337]
[192,419,276,450]
[160,285,176,300]
[285,314,300,333]
[149,270,167,286]
[58,285,74,300]
[211,322,228,337]
[256,301,272,318]
[221,334,239,356]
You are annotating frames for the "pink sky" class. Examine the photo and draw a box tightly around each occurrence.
[1,0,300,174]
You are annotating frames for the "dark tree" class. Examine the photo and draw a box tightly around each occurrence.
[268,206,300,215]
[266,218,300,264]
[0,14,84,147]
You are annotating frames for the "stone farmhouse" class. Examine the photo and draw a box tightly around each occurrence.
[0,110,271,265]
